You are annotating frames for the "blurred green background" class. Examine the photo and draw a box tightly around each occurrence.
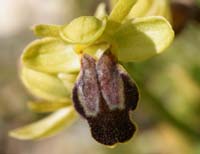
[0,0,200,154]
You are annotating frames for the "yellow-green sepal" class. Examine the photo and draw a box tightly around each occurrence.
[57,73,77,94]
[22,38,80,74]
[28,101,71,113]
[144,0,172,22]
[109,0,137,23]
[60,16,107,44]
[9,106,78,140]
[127,0,172,22]
[21,66,70,101]
[32,24,62,38]
[127,0,153,18]
[112,16,174,62]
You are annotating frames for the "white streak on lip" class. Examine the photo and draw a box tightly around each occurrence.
[96,52,125,110]
[76,54,100,117]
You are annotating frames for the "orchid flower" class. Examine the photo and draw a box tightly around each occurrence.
[9,0,174,146]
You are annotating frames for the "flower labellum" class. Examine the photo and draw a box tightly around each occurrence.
[73,51,139,145]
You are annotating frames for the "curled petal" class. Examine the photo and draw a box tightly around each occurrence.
[22,38,80,74]
[146,0,172,21]
[9,107,77,140]
[32,24,62,38]
[60,16,107,44]
[127,0,172,21]
[112,16,174,62]
[146,0,164,16]
[21,66,70,101]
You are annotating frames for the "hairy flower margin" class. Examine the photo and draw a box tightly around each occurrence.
[9,0,174,146]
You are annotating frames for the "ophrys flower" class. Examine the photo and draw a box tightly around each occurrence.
[9,0,174,146]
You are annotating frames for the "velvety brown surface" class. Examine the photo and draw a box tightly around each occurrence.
[72,52,139,145]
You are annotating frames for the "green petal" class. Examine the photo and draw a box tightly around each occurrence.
[9,106,78,140]
[109,0,137,23]
[112,16,174,62]
[32,24,62,38]
[60,16,107,44]
[28,101,71,113]
[57,73,77,94]
[22,38,80,73]
[95,3,107,19]
[21,66,70,101]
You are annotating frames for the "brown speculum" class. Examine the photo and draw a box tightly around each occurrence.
[72,51,139,145]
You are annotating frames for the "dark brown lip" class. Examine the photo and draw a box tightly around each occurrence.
[72,51,139,145]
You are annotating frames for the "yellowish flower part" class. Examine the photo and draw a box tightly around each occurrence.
[21,66,71,101]
[9,106,78,140]
[22,38,80,74]
[9,0,175,141]
[32,24,63,38]
[94,3,108,19]
[112,0,172,22]
[28,101,71,113]
[112,16,174,62]
[109,0,137,23]
[60,16,108,44]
